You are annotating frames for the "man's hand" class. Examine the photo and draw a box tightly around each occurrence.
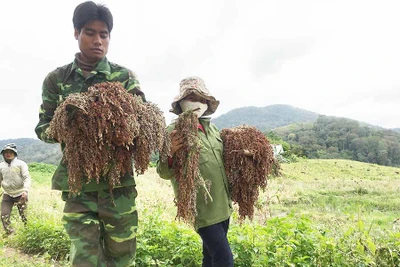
[170,130,184,156]
[112,136,125,146]
[18,192,28,205]
[243,149,255,157]
[229,149,255,157]
[65,104,80,121]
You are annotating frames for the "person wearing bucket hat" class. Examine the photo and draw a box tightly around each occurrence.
[157,76,234,267]
[0,143,31,235]
[170,76,220,117]
[34,2,145,266]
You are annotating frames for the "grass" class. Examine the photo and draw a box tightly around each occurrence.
[262,159,400,230]
[1,159,399,266]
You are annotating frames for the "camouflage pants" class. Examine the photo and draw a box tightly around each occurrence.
[1,193,28,235]
[62,186,138,267]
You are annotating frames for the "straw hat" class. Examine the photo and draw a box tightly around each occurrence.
[170,76,220,116]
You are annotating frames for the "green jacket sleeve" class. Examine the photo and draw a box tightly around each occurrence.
[34,71,60,143]
[156,158,175,180]
[125,70,146,102]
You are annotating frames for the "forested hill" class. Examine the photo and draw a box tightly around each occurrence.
[1,105,398,166]
[212,104,319,131]
[0,139,61,165]
[272,115,400,167]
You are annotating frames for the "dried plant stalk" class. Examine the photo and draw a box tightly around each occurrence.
[220,125,276,221]
[47,81,167,195]
[133,101,170,174]
[172,110,202,224]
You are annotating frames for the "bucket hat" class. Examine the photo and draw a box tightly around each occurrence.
[1,143,18,155]
[170,76,220,116]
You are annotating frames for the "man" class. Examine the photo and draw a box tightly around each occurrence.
[0,143,31,235]
[35,1,145,266]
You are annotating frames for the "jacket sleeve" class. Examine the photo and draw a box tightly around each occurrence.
[125,70,146,102]
[20,161,31,192]
[35,72,60,143]
[156,158,175,180]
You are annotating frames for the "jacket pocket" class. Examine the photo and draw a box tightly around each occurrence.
[199,146,209,165]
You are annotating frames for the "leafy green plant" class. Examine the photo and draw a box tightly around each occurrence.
[3,160,400,266]
[136,208,202,266]
[9,218,69,261]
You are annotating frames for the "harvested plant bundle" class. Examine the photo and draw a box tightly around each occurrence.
[133,101,171,174]
[172,110,208,224]
[47,81,167,195]
[220,125,275,220]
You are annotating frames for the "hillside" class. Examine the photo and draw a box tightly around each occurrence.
[1,104,318,164]
[0,138,61,165]
[1,105,398,166]
[212,104,319,131]
[272,115,400,167]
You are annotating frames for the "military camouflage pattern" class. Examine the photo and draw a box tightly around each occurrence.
[62,186,138,267]
[35,55,146,192]
[35,55,145,265]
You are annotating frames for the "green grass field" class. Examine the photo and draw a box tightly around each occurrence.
[1,159,399,266]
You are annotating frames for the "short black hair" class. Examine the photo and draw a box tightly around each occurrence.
[73,1,113,33]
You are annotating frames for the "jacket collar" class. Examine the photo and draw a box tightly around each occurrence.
[199,117,211,131]
[4,156,17,165]
[68,55,111,79]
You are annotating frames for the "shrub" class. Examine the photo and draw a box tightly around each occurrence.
[136,208,202,266]
[9,218,70,261]
[6,212,400,266]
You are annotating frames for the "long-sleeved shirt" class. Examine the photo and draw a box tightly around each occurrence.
[34,55,145,192]
[156,118,233,230]
[0,157,31,197]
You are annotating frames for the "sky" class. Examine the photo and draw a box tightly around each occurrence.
[1,0,400,140]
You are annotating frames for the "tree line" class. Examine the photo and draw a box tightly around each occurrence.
[271,115,400,167]
[2,114,399,168]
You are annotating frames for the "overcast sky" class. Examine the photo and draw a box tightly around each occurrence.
[1,0,400,140]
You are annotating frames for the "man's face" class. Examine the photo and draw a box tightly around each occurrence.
[3,150,15,161]
[74,20,110,63]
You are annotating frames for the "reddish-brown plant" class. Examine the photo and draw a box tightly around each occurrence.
[47,81,167,195]
[133,101,170,175]
[220,125,276,221]
[172,110,202,224]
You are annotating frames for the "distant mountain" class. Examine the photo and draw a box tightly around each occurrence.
[1,105,397,165]
[0,138,61,165]
[272,115,400,167]
[212,104,319,131]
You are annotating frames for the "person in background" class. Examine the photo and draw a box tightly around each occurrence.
[0,143,31,235]
[156,76,234,267]
[34,1,145,266]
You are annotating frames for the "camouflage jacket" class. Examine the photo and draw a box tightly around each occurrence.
[35,56,145,192]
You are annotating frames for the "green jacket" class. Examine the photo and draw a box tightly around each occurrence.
[35,56,145,192]
[156,118,233,230]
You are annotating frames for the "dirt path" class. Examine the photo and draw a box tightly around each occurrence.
[3,246,32,260]
[1,246,64,267]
